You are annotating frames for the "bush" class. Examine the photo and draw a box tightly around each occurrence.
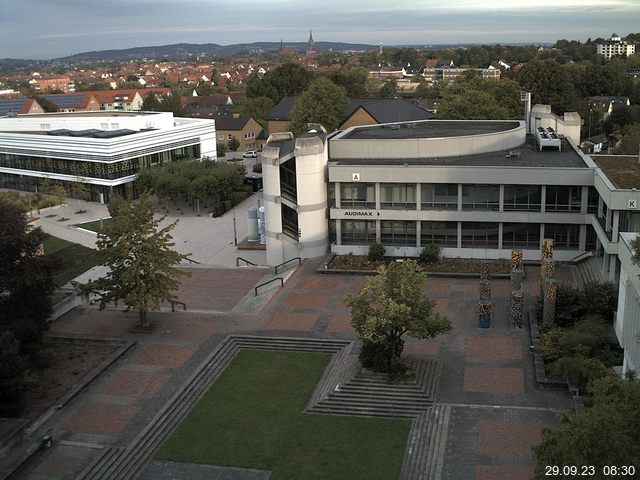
[539,327,563,363]
[419,245,440,263]
[252,163,262,173]
[368,242,385,262]
[216,142,227,157]
[0,332,28,417]
[537,282,618,328]
[359,339,406,375]
[550,355,612,393]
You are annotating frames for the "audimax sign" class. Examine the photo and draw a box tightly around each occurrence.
[344,211,380,217]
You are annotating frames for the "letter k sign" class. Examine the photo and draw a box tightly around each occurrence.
[629,199,637,209]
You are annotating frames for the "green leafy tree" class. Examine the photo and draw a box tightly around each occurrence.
[519,59,577,113]
[343,260,452,372]
[227,136,240,152]
[631,234,640,266]
[239,96,274,128]
[533,375,640,479]
[216,142,228,157]
[142,92,162,111]
[0,331,28,417]
[289,77,348,135]
[330,66,369,97]
[246,63,314,104]
[0,200,56,346]
[380,79,397,99]
[85,193,190,328]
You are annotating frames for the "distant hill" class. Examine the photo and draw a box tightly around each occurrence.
[58,41,378,61]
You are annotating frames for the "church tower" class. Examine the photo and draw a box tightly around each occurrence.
[308,30,315,52]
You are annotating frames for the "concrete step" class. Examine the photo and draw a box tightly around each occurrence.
[310,405,419,418]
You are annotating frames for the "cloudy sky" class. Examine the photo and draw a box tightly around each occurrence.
[1,0,639,59]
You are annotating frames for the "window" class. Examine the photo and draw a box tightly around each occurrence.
[227,134,232,140]
[40,124,50,130]
[421,221,457,246]
[421,184,457,210]
[218,135,224,140]
[340,183,375,208]
[279,158,297,201]
[503,185,541,211]
[462,185,500,210]
[341,220,376,245]
[380,221,416,246]
[545,186,581,212]
[380,183,416,209]
[281,204,298,239]
[328,183,335,208]
[461,222,499,248]
[502,223,540,248]
[544,224,580,249]
[587,187,599,214]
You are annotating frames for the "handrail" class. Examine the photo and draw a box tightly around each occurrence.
[274,257,301,274]
[236,257,258,267]
[255,277,283,296]
[170,300,187,312]
[184,256,201,265]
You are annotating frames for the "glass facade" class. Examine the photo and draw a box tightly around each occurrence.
[545,186,581,212]
[380,221,416,246]
[341,220,376,245]
[502,223,540,248]
[0,145,199,181]
[503,185,542,211]
[279,158,297,202]
[380,183,416,209]
[420,221,458,246]
[340,182,375,208]
[462,185,500,211]
[421,184,457,210]
[281,203,298,239]
[461,222,499,248]
[545,223,580,249]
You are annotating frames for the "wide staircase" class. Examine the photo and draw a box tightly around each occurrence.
[573,256,604,287]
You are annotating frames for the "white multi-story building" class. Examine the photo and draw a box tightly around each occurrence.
[596,34,636,60]
[0,111,216,202]
[615,233,640,376]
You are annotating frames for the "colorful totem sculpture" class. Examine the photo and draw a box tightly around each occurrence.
[479,261,492,328]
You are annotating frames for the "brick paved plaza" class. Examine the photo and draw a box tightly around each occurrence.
[10,259,574,480]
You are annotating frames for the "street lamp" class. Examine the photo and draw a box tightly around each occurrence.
[232,207,238,246]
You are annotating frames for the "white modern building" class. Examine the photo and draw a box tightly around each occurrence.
[615,233,640,376]
[596,34,636,60]
[0,111,216,202]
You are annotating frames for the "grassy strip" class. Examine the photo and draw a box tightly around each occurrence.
[75,218,113,232]
[43,236,102,286]
[156,350,410,480]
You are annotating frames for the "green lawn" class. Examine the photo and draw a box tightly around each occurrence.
[43,236,102,287]
[75,217,113,232]
[156,350,410,480]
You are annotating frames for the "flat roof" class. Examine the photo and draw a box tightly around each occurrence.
[15,111,159,118]
[592,155,640,189]
[340,120,521,140]
[331,136,588,168]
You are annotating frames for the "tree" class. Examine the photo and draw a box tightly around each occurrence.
[246,63,314,104]
[0,331,28,417]
[227,136,240,152]
[0,200,56,346]
[239,96,274,128]
[85,193,190,328]
[142,92,161,111]
[631,234,640,267]
[343,260,452,373]
[216,142,228,157]
[289,77,348,135]
[519,59,577,113]
[330,66,369,97]
[533,375,640,479]
[380,79,397,99]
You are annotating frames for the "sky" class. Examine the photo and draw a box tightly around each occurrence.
[1,0,639,59]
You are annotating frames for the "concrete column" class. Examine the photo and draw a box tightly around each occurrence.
[612,210,620,239]
[598,196,603,217]
[498,223,504,250]
[499,185,504,212]
[457,184,463,211]
[375,183,381,210]
[336,219,342,246]
[416,220,421,249]
[376,219,381,243]
[416,183,421,211]
[540,185,546,213]
[579,224,587,251]
[580,186,589,214]
[539,224,545,249]
[335,181,341,209]
[605,207,612,233]
[609,254,617,282]
[457,221,462,249]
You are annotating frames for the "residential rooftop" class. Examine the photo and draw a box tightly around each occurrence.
[592,155,640,189]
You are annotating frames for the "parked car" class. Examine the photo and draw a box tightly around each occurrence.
[243,151,258,158]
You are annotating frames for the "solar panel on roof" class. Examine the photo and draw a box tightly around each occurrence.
[0,99,26,116]
[48,129,72,136]
[43,93,85,109]
[69,129,102,137]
